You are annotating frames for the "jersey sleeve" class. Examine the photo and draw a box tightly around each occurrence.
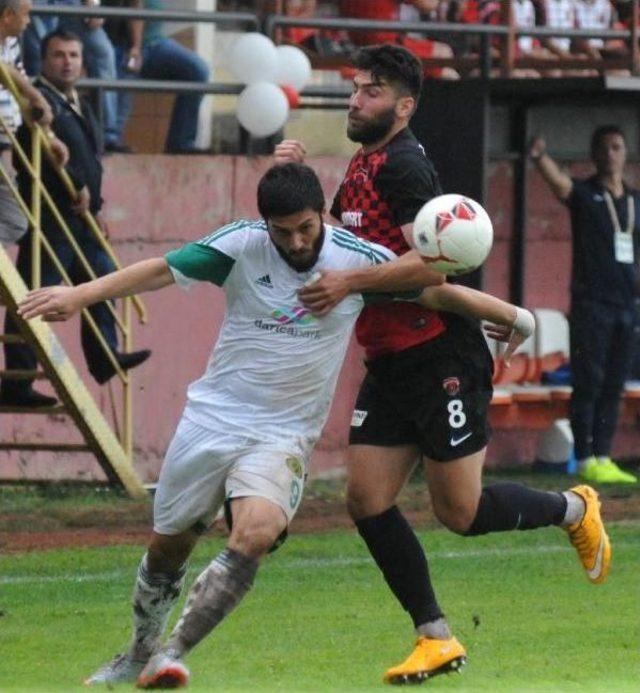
[164,220,253,289]
[376,148,443,226]
[330,185,343,222]
[344,235,423,304]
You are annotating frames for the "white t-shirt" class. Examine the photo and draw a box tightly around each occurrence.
[514,0,537,53]
[574,0,612,48]
[0,37,23,146]
[542,0,576,52]
[165,220,397,457]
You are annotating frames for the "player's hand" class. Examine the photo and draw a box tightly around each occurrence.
[274,139,306,165]
[18,286,83,322]
[72,185,91,215]
[297,270,350,316]
[484,307,535,367]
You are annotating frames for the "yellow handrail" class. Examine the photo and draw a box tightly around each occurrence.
[0,60,146,454]
[0,61,147,323]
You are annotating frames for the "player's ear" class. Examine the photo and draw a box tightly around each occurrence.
[396,95,415,120]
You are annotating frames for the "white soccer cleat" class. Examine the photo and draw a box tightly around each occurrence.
[136,652,190,689]
[84,653,147,685]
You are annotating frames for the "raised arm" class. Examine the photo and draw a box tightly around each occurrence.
[18,258,174,321]
[528,136,573,201]
[417,283,535,364]
[298,250,445,316]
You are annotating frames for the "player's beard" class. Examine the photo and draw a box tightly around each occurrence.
[276,223,325,272]
[347,106,396,145]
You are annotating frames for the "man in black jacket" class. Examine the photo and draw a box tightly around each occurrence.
[1,27,150,407]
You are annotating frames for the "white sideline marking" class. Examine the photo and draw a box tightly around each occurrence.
[1,541,634,586]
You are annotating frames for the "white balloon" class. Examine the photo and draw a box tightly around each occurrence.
[275,45,312,92]
[228,32,279,84]
[236,82,289,138]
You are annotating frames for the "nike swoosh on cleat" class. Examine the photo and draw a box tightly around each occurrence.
[450,431,472,447]
[587,533,606,580]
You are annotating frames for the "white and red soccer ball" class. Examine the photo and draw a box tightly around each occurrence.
[411,194,494,276]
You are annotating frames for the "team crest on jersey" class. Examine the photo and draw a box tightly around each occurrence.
[286,456,304,479]
[442,377,460,396]
[271,306,316,326]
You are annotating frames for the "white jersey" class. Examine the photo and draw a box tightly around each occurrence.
[165,220,397,457]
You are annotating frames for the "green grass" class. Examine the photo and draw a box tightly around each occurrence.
[1,523,639,692]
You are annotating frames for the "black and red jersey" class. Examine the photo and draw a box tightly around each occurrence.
[331,128,447,359]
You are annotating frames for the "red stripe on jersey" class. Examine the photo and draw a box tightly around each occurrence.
[336,146,445,358]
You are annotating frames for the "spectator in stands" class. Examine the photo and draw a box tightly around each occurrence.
[538,0,575,59]
[23,1,124,151]
[0,28,150,408]
[339,1,460,78]
[0,0,67,246]
[282,0,354,58]
[511,0,547,77]
[573,0,629,64]
[529,127,638,484]
[283,0,318,48]
[104,0,209,154]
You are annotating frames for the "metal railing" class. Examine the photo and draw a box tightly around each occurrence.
[265,3,640,78]
[22,1,640,120]
[0,62,147,459]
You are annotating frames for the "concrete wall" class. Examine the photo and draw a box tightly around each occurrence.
[2,154,639,484]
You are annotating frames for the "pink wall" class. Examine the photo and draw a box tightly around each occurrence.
[2,155,639,484]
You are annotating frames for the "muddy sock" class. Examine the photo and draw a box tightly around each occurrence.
[163,548,258,658]
[129,553,187,660]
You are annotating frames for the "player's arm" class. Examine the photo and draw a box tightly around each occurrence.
[298,250,445,316]
[417,283,535,364]
[18,258,174,321]
[528,136,573,201]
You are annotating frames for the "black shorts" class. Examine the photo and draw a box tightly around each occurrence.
[349,325,493,461]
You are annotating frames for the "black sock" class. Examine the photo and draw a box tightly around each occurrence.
[465,483,567,536]
[355,506,443,627]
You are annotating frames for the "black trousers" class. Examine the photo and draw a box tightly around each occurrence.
[569,297,639,460]
[2,225,118,391]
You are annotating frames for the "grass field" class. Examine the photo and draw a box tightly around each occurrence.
[1,520,638,692]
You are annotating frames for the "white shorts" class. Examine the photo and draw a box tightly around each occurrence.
[153,416,307,536]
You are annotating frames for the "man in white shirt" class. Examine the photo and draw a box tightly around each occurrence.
[0,0,66,244]
[573,0,628,65]
[19,163,534,690]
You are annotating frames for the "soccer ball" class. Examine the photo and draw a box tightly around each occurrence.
[411,194,494,275]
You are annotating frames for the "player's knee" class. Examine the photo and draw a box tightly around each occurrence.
[346,485,385,521]
[147,536,194,573]
[229,519,285,558]
[432,498,477,535]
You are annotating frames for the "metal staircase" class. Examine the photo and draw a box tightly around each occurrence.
[0,63,147,498]
[0,242,146,498]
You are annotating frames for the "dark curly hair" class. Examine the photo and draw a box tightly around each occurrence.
[351,44,423,100]
[257,163,325,220]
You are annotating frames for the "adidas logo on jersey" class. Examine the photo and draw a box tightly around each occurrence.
[255,274,273,288]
